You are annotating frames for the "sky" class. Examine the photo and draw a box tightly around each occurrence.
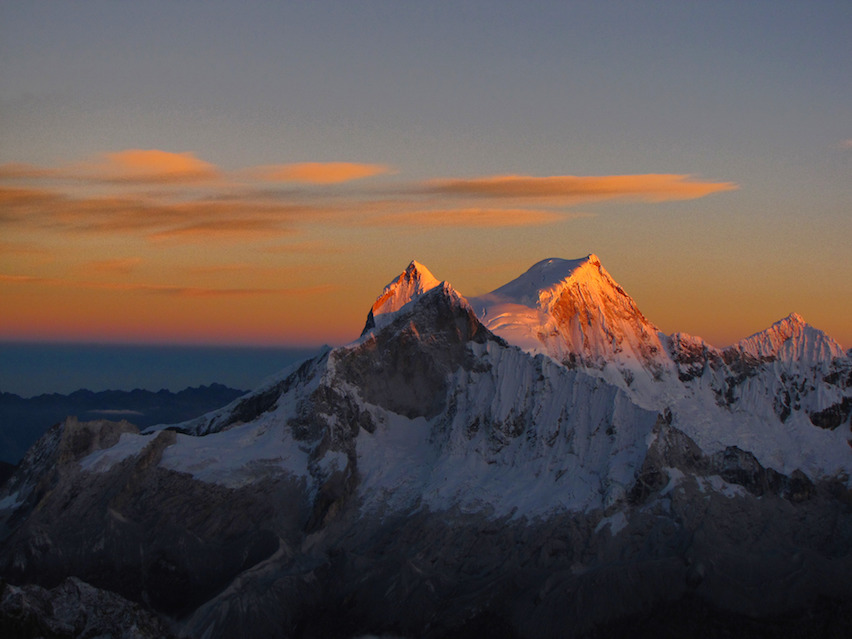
[1,0,850,351]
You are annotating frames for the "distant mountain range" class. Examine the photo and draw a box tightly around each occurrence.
[1,256,850,637]
[0,384,247,465]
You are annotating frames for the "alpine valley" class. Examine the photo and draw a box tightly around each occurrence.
[1,256,851,638]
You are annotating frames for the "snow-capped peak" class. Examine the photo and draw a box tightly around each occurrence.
[481,254,603,310]
[734,313,845,364]
[470,255,669,387]
[784,312,806,326]
[362,260,442,333]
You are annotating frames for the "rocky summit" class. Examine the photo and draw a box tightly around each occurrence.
[1,257,851,638]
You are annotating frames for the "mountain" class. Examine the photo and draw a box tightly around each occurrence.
[361,259,441,333]
[735,312,846,363]
[663,314,852,476]
[470,256,852,471]
[0,384,248,465]
[470,255,678,413]
[470,255,668,376]
[0,257,850,638]
[1,577,175,638]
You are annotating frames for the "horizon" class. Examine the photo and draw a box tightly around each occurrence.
[2,250,849,348]
[2,279,848,398]
[2,2,850,357]
[0,341,322,397]
[2,251,848,351]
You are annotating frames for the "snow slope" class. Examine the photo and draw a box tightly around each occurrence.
[470,255,673,403]
[735,312,846,363]
[124,279,658,518]
[361,260,441,333]
[10,256,847,524]
[467,255,851,479]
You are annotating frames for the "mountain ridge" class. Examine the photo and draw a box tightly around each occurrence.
[361,259,442,334]
[1,255,850,638]
[733,311,846,363]
[470,254,671,399]
[0,383,247,465]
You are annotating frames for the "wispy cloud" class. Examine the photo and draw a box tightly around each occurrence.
[79,149,220,184]
[134,283,338,298]
[372,208,569,228]
[841,139,852,149]
[187,263,267,275]
[0,186,308,241]
[0,186,62,212]
[0,241,53,257]
[0,274,44,284]
[0,150,220,186]
[0,163,60,181]
[0,152,740,247]
[423,173,737,203]
[147,216,299,242]
[262,241,352,255]
[1,153,392,188]
[78,258,143,275]
[0,272,336,297]
[246,162,393,184]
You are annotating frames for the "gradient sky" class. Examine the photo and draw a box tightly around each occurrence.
[1,1,850,349]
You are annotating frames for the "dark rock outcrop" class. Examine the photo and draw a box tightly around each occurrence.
[0,577,175,638]
[810,397,852,430]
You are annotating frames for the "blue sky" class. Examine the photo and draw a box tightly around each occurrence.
[1,1,850,349]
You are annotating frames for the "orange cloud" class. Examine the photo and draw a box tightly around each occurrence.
[130,283,337,298]
[79,258,143,275]
[263,241,351,254]
[88,149,220,183]
[248,162,392,184]
[1,156,739,251]
[0,274,45,284]
[0,186,62,207]
[183,263,321,279]
[0,241,52,256]
[373,208,568,228]
[1,151,219,185]
[3,154,392,188]
[0,149,224,185]
[187,263,265,275]
[0,185,307,241]
[0,163,59,181]
[148,217,298,242]
[0,272,336,298]
[425,174,738,203]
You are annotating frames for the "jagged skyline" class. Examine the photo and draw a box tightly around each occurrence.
[3,240,849,636]
[1,2,850,348]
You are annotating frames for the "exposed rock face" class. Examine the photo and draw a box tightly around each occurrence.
[0,577,175,638]
[175,432,852,639]
[705,315,849,421]
[667,332,725,382]
[1,257,851,638]
[346,282,498,419]
[810,397,852,430]
[0,419,304,620]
